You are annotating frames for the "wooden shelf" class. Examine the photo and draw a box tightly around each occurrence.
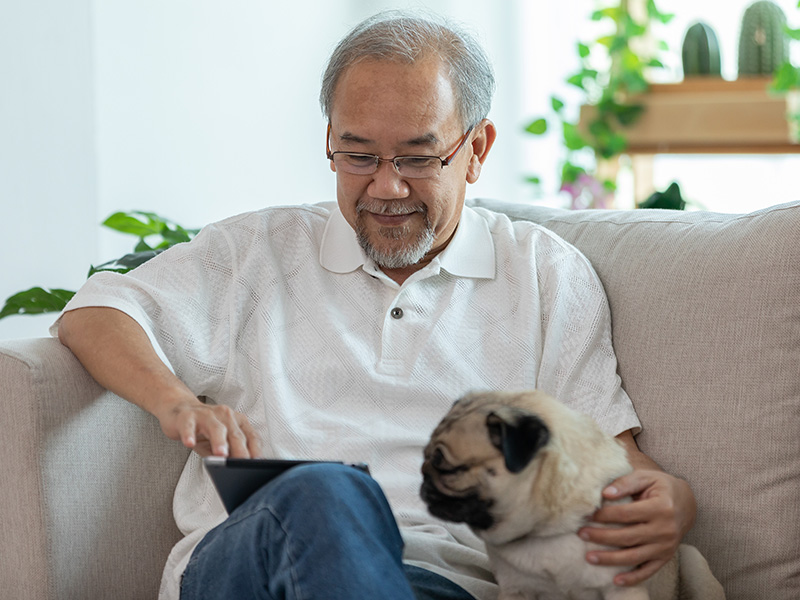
[581,78,800,154]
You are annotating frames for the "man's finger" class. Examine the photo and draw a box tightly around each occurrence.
[603,470,659,500]
[226,421,252,458]
[581,522,651,550]
[590,497,660,525]
[587,543,648,568]
[194,414,230,457]
[239,417,263,459]
[613,559,665,587]
[178,414,198,449]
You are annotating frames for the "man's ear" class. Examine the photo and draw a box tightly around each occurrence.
[466,119,497,184]
[486,408,549,473]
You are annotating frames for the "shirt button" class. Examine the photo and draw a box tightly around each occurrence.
[391,307,404,319]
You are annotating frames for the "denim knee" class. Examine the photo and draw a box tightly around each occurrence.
[238,462,394,533]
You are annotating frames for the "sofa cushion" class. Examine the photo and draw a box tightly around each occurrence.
[470,198,800,600]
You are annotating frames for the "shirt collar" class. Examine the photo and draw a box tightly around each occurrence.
[320,204,495,280]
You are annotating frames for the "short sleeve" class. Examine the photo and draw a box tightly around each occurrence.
[51,223,236,399]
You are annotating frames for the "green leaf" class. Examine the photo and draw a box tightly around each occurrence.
[607,35,629,54]
[102,212,162,237]
[0,287,76,319]
[567,74,586,89]
[525,118,548,135]
[563,122,588,150]
[88,250,163,277]
[551,96,565,112]
[639,182,686,210]
[577,43,591,58]
[616,104,646,126]
[770,62,800,91]
[786,26,800,41]
[524,175,541,185]
[596,35,615,49]
[134,238,154,252]
[591,7,620,21]
[159,226,193,246]
[561,162,586,185]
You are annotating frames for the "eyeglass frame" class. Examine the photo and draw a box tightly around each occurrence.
[325,123,475,178]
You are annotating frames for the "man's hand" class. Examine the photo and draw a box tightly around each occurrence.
[155,397,262,459]
[577,431,697,587]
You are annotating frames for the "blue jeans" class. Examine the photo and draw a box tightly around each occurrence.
[180,462,477,600]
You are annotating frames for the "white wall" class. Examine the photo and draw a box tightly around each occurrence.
[2,0,799,340]
[1,0,97,340]
[91,0,526,261]
[1,0,528,340]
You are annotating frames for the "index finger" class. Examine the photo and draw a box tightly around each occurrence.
[603,469,664,500]
[591,496,661,525]
[238,416,263,459]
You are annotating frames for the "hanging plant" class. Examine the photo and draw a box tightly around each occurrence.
[525,0,673,208]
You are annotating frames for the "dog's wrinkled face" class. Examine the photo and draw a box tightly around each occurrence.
[420,392,550,532]
[421,390,634,545]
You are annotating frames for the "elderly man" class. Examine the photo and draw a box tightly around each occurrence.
[56,10,695,600]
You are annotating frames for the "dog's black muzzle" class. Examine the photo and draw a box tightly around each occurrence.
[420,475,495,530]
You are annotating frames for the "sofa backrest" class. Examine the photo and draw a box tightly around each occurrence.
[0,337,190,600]
[3,200,798,599]
[471,198,800,600]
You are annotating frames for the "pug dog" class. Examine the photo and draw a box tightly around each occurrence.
[420,390,678,600]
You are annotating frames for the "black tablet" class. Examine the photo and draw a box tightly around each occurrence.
[203,456,370,514]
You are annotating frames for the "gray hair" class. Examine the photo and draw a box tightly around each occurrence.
[320,10,495,130]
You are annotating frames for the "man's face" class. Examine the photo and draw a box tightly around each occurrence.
[328,57,487,274]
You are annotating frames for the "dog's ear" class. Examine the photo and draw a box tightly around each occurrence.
[486,409,550,473]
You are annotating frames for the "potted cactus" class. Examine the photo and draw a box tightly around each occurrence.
[737,0,790,76]
[682,22,722,77]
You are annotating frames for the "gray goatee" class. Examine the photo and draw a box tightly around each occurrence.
[355,201,435,269]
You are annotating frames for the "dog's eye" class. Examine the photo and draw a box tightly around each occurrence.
[437,464,468,475]
[432,448,467,475]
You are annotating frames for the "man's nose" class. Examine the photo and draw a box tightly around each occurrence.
[368,160,410,199]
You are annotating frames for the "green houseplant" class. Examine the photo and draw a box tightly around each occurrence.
[525,0,673,208]
[768,0,800,139]
[0,212,198,320]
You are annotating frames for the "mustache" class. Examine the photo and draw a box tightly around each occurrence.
[356,200,427,216]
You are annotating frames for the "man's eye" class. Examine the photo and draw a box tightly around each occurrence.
[400,157,437,168]
[343,154,376,166]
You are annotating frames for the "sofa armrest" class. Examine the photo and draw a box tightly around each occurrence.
[0,337,190,600]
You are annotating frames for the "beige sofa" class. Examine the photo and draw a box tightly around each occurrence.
[2,198,798,599]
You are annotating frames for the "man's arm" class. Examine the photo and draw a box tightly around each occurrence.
[58,306,261,458]
[577,429,697,587]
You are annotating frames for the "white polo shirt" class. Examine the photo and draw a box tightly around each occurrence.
[54,202,640,600]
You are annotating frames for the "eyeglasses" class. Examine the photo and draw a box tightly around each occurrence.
[326,124,474,179]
